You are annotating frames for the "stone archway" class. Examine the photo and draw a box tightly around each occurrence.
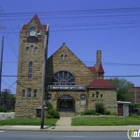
[57,95,75,112]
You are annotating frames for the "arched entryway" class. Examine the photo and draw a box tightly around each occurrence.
[57,95,75,112]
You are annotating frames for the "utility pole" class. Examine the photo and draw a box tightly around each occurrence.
[0,35,4,99]
[40,59,45,129]
[40,30,48,129]
[0,25,5,101]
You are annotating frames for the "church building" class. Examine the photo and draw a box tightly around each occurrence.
[15,15,117,117]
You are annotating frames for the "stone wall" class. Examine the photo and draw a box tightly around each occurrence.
[15,17,48,117]
[87,89,117,113]
[48,90,87,115]
[46,43,95,86]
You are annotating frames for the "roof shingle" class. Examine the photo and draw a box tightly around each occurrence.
[22,14,47,31]
[88,79,116,89]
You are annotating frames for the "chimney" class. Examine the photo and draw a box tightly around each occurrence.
[96,50,102,71]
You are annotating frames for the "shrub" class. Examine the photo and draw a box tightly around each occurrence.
[95,113,99,116]
[46,101,53,111]
[0,105,4,112]
[110,112,117,116]
[46,101,60,119]
[49,109,60,119]
[95,103,105,114]
[104,110,111,115]
[81,110,95,115]
[132,114,139,117]
[83,110,96,115]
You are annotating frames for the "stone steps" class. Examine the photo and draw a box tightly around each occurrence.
[59,112,75,117]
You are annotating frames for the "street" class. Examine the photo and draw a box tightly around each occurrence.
[0,131,138,140]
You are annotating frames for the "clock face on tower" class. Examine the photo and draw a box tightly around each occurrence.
[52,71,75,85]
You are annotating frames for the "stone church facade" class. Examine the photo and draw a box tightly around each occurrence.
[15,15,117,117]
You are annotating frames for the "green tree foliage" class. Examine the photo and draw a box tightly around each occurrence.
[46,101,60,119]
[0,89,15,112]
[108,78,133,101]
[46,101,53,111]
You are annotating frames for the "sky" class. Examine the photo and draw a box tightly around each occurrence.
[0,0,140,94]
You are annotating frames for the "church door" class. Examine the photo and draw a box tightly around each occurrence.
[57,95,75,112]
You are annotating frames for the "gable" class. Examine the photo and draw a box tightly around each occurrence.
[46,43,95,86]
[22,14,47,31]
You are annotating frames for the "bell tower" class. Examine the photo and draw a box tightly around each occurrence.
[15,15,49,117]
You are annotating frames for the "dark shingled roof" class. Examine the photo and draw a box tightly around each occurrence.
[22,14,47,31]
[98,64,104,73]
[88,79,116,89]
[88,66,97,75]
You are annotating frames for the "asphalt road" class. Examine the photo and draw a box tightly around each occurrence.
[0,131,139,140]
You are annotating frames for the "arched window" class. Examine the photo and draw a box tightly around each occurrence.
[96,91,99,98]
[60,54,64,62]
[22,89,25,98]
[34,89,37,98]
[28,62,33,80]
[28,88,32,97]
[29,27,36,36]
[52,71,75,85]
[81,94,86,105]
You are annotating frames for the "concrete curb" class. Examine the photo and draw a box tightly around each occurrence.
[1,125,140,132]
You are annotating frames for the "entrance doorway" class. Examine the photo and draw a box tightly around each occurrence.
[57,95,75,112]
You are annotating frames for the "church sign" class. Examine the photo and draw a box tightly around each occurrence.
[48,85,85,91]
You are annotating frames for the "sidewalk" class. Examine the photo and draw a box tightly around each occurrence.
[0,117,140,132]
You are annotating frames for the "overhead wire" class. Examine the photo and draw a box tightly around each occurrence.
[0,7,140,91]
[2,79,16,90]
[2,74,140,78]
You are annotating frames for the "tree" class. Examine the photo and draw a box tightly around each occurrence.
[108,78,133,101]
[0,89,15,112]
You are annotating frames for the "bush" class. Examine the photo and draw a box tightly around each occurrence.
[132,114,139,117]
[46,101,60,119]
[0,105,4,112]
[104,110,111,115]
[110,112,117,116]
[49,109,60,119]
[95,113,99,116]
[95,103,105,114]
[46,101,53,111]
[83,110,96,115]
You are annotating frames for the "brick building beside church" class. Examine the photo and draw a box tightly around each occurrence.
[15,15,117,117]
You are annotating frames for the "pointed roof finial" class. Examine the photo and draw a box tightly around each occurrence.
[62,42,66,46]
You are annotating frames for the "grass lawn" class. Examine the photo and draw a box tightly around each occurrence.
[0,118,58,126]
[71,116,140,126]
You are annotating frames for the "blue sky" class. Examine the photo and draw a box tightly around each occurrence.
[0,0,140,93]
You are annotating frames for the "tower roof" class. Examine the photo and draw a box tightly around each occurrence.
[22,14,47,31]
[98,63,104,73]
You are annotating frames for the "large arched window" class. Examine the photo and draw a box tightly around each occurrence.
[52,71,75,85]
[29,27,36,36]
[28,62,33,80]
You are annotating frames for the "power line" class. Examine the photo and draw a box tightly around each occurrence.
[7,81,17,89]
[0,24,139,34]
[2,74,140,78]
[2,60,140,66]
[1,7,140,17]
[2,80,16,90]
